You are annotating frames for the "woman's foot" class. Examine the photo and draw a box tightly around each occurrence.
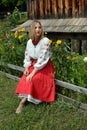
[15,98,27,114]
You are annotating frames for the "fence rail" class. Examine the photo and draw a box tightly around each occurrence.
[0,62,87,110]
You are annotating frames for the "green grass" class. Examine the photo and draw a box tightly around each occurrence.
[0,73,87,130]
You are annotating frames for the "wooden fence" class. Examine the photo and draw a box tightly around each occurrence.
[0,62,87,110]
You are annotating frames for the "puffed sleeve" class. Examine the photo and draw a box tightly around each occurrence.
[34,37,51,70]
[23,40,31,68]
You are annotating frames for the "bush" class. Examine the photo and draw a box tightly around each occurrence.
[0,27,28,66]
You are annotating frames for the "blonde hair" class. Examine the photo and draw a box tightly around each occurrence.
[29,20,43,40]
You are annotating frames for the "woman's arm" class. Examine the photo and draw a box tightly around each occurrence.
[34,37,51,70]
[23,40,31,68]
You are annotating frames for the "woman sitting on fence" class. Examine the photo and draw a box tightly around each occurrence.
[15,20,55,114]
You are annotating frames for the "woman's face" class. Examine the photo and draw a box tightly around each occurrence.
[34,22,42,39]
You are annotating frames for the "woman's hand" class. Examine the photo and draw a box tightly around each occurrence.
[26,68,38,82]
[26,73,34,82]
[24,68,29,76]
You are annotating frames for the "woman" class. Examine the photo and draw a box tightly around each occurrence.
[15,20,55,114]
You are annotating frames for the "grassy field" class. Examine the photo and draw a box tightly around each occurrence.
[0,73,87,130]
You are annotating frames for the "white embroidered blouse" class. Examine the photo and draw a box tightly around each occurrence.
[23,37,51,70]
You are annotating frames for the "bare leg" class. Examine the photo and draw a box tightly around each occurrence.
[15,97,27,114]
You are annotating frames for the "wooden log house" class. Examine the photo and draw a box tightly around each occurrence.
[26,0,87,19]
[12,0,87,54]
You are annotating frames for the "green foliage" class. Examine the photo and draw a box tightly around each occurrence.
[51,40,72,81]
[0,27,28,66]
[50,39,87,103]
[0,0,25,7]
[0,7,28,66]
[6,7,21,27]
[51,40,87,88]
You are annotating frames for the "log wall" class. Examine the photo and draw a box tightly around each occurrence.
[26,0,87,19]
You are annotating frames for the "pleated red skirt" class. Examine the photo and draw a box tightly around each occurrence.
[15,60,55,102]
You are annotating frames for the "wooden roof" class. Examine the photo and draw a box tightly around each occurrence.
[11,18,87,33]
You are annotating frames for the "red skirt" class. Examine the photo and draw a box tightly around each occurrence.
[15,60,55,102]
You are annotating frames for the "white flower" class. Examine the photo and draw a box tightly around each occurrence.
[83,57,87,62]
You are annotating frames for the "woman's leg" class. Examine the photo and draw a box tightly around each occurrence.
[15,97,27,114]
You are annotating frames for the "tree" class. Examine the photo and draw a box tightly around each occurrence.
[0,0,26,12]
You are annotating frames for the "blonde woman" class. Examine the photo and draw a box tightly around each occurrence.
[15,20,55,114]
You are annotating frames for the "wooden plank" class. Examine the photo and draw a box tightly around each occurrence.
[52,0,57,16]
[0,71,20,81]
[26,0,29,18]
[46,0,51,16]
[29,0,32,18]
[68,0,72,17]
[72,0,77,17]
[64,0,69,17]
[0,62,24,72]
[40,0,44,18]
[78,0,82,16]
[55,79,87,95]
[82,0,85,16]
[58,0,63,17]
[84,0,87,16]
[57,93,87,110]
[31,0,34,19]
[7,63,24,72]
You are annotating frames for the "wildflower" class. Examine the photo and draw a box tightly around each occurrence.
[14,31,18,38]
[48,40,52,45]
[18,27,25,32]
[7,11,11,15]
[18,35,24,39]
[56,40,62,45]
[83,57,87,62]
[44,32,47,34]
[55,40,62,47]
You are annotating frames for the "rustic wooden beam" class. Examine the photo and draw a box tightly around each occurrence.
[82,0,85,16]
[57,93,87,110]
[64,0,69,17]
[55,79,87,95]
[58,0,63,17]
[72,0,77,17]
[78,0,82,16]
[31,0,34,19]
[0,62,24,72]
[46,0,51,17]
[29,0,32,19]
[35,0,40,18]
[84,0,87,16]
[0,71,20,81]
[40,0,44,18]
[26,0,29,18]
[52,0,57,17]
